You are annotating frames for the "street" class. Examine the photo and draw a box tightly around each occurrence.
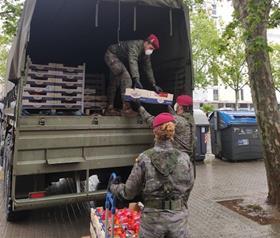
[1,159,280,238]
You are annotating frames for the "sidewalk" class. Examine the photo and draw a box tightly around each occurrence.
[189,159,280,238]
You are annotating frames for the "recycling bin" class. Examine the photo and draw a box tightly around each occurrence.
[209,110,262,161]
[194,109,210,161]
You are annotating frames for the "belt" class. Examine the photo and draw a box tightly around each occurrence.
[144,198,184,210]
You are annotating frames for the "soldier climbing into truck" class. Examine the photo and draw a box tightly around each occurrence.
[104,34,163,116]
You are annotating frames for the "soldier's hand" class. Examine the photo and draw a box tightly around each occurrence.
[168,105,176,115]
[134,80,143,89]
[107,173,121,192]
[153,84,163,93]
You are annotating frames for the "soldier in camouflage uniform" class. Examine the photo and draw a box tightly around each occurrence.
[110,113,194,237]
[104,34,162,116]
[137,95,196,162]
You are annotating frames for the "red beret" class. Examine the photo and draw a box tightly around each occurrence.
[153,113,175,128]
[147,34,160,50]
[176,95,193,106]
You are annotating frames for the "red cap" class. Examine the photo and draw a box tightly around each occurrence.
[153,113,175,128]
[147,34,160,49]
[176,95,193,106]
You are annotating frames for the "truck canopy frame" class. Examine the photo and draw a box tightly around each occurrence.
[6,0,193,98]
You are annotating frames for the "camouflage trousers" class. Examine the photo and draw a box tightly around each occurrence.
[104,50,132,106]
[140,208,190,238]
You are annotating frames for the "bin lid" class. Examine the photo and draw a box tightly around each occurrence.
[219,110,257,127]
[194,109,209,126]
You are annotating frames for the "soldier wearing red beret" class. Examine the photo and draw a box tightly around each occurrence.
[136,95,196,175]
[104,34,162,116]
[110,113,194,237]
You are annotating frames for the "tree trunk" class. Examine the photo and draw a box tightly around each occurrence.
[233,0,280,210]
[234,88,239,110]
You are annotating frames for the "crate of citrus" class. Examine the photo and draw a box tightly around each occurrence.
[90,205,141,238]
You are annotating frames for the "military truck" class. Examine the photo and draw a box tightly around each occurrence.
[1,0,194,221]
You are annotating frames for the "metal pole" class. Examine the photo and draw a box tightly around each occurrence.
[133,6,137,32]
[95,0,99,27]
[117,0,121,43]
[169,8,173,36]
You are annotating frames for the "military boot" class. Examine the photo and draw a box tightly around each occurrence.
[104,105,121,116]
[121,102,138,117]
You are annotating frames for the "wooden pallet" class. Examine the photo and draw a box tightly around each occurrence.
[84,88,97,95]
[22,98,82,109]
[24,83,83,94]
[84,95,107,101]
[23,90,82,98]
[84,101,107,109]
[26,77,83,88]
[29,61,84,74]
[25,59,85,113]
[24,85,82,94]
[85,74,106,95]
[27,73,83,82]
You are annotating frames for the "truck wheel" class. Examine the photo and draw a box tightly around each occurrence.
[3,133,16,221]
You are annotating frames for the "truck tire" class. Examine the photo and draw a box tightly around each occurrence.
[3,133,16,221]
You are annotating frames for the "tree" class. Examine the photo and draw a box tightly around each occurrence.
[232,0,280,209]
[0,0,23,39]
[218,28,248,110]
[190,9,220,88]
[269,43,280,92]
[0,37,10,82]
[0,0,23,82]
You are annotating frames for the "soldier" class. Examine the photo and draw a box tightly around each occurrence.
[104,34,162,116]
[110,112,194,237]
[137,95,196,161]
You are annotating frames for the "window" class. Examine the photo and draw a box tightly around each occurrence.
[239,103,248,109]
[218,103,224,108]
[240,89,244,101]
[213,89,219,101]
[211,4,217,17]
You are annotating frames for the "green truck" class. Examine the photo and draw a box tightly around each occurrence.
[1,0,194,221]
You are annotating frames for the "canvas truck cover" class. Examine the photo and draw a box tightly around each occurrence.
[6,0,190,86]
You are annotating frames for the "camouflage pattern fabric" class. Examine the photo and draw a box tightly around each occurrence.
[139,107,196,159]
[107,40,156,85]
[104,50,132,105]
[110,140,194,238]
[173,112,196,159]
[140,208,189,238]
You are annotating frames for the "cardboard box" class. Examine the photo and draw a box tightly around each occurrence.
[124,88,173,105]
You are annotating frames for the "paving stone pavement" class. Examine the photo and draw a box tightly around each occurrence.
[188,159,280,238]
[1,159,280,237]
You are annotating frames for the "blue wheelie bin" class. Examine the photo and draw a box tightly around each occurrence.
[209,110,263,161]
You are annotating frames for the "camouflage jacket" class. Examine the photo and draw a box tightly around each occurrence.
[139,106,196,158]
[110,141,194,208]
[108,40,155,85]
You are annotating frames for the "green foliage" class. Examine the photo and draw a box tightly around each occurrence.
[0,0,23,40]
[268,0,280,28]
[200,103,214,115]
[0,37,9,82]
[270,43,280,91]
[218,27,248,93]
[0,0,23,82]
[190,9,220,88]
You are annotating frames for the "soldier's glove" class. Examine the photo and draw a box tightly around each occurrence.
[107,174,121,192]
[130,98,141,111]
[153,84,163,93]
[134,80,143,89]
